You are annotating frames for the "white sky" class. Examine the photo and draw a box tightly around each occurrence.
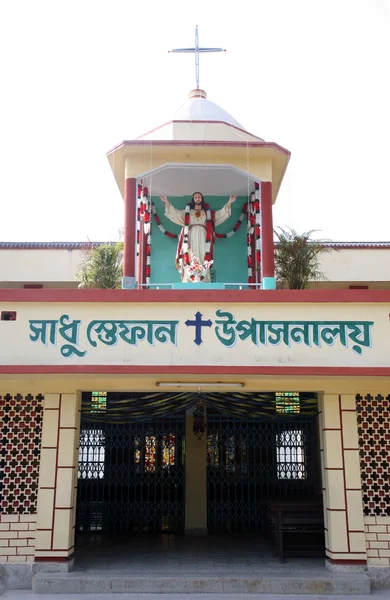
[0,0,389,242]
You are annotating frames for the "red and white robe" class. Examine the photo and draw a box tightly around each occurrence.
[165,203,232,282]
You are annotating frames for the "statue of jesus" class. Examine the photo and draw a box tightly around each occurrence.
[159,192,236,282]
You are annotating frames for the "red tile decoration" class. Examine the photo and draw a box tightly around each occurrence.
[0,393,43,514]
[356,393,390,516]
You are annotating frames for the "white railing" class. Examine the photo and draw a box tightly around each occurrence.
[135,283,262,290]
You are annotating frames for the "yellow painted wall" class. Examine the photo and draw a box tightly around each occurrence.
[125,153,273,184]
[318,249,390,283]
[0,249,83,285]
[35,393,81,561]
[319,394,366,562]
[1,244,390,289]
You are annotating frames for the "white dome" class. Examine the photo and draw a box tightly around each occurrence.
[174,89,245,130]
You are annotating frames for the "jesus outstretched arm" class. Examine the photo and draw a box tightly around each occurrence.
[160,195,185,226]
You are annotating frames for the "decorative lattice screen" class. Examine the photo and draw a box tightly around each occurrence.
[0,393,44,514]
[356,393,390,517]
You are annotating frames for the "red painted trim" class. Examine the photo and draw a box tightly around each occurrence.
[35,555,73,562]
[2,288,390,303]
[323,428,341,431]
[261,182,275,279]
[36,547,75,552]
[123,178,137,278]
[326,558,367,564]
[339,395,350,553]
[107,138,291,157]
[2,365,390,376]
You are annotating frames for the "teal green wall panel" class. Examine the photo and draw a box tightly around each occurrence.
[150,196,248,285]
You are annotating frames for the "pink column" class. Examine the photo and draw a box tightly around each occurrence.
[260,181,276,289]
[123,177,137,288]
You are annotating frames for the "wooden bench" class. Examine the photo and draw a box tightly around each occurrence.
[269,500,325,562]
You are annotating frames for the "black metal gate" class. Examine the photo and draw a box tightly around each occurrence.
[76,415,185,534]
[207,413,319,534]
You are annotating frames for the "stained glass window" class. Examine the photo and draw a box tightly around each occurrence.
[275,392,300,414]
[207,432,219,466]
[135,433,176,472]
[163,434,176,470]
[207,432,248,472]
[134,437,142,470]
[91,391,107,413]
[226,435,236,471]
[144,435,157,472]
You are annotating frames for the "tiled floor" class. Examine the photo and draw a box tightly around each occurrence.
[74,533,326,575]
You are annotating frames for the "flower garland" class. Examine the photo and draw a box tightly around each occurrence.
[145,195,152,285]
[141,196,261,287]
[136,184,143,261]
[246,185,261,286]
[150,203,177,239]
[149,201,248,240]
[254,185,261,282]
[247,193,253,283]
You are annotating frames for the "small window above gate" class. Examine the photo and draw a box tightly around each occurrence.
[91,391,107,413]
[275,392,300,414]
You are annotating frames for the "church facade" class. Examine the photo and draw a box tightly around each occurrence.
[1,87,390,592]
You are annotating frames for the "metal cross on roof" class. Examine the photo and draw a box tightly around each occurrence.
[168,25,225,89]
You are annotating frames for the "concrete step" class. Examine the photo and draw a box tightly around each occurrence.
[32,571,371,595]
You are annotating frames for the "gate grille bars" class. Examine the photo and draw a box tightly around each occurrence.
[207,414,318,534]
[77,416,185,534]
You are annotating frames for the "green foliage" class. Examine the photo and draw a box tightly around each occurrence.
[77,242,124,289]
[274,227,332,290]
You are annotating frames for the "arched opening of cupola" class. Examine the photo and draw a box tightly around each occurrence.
[135,163,261,289]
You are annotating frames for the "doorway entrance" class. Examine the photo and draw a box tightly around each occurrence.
[75,391,321,547]
[207,411,320,534]
[76,395,186,535]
